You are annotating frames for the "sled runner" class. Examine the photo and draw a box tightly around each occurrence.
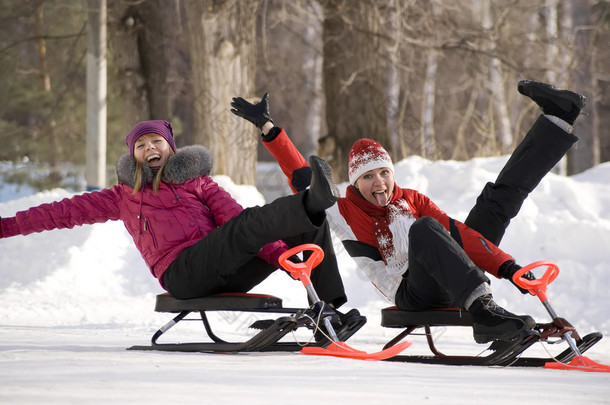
[128,292,366,353]
[382,261,606,370]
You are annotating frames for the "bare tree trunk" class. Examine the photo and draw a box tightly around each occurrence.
[108,4,147,126]
[381,0,401,163]
[596,77,610,164]
[589,5,606,169]
[421,45,438,159]
[545,0,568,175]
[452,87,479,160]
[109,1,193,147]
[185,0,259,185]
[557,1,575,87]
[568,0,597,174]
[134,3,169,119]
[479,0,512,153]
[320,0,395,182]
[35,3,61,186]
[593,13,610,164]
[86,0,107,190]
[545,0,559,84]
[35,6,51,93]
[256,0,324,160]
[419,2,440,159]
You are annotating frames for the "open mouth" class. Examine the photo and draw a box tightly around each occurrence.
[146,154,161,165]
[373,190,388,206]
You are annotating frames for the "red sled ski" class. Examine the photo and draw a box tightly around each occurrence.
[382,261,607,372]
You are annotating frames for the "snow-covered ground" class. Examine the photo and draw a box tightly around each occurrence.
[1,155,609,404]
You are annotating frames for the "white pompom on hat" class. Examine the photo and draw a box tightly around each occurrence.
[348,138,394,185]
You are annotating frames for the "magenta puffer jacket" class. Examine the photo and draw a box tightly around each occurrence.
[0,145,288,285]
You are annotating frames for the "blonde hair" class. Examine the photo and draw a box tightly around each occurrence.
[131,152,173,194]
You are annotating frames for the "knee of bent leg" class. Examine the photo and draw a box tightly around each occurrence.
[409,216,443,238]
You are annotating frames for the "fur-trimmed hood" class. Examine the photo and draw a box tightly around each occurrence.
[116,145,213,188]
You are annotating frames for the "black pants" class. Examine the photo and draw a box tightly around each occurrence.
[396,115,577,310]
[162,191,347,308]
[465,115,577,245]
[395,217,489,309]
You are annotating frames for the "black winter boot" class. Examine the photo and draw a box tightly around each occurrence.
[518,80,586,125]
[468,294,535,344]
[313,307,367,346]
[304,155,340,217]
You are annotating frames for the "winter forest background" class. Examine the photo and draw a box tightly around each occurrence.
[1,0,609,191]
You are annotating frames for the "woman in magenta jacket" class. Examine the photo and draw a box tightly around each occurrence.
[231,80,585,344]
[0,120,348,309]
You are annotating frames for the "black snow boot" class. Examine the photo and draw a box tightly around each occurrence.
[518,80,586,125]
[314,308,367,345]
[304,155,340,218]
[468,294,535,344]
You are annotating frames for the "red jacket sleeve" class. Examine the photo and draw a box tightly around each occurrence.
[404,188,513,278]
[261,127,311,194]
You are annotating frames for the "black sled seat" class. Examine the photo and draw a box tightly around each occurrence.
[380,306,603,367]
[380,306,542,366]
[154,292,283,312]
[128,292,313,353]
[381,306,473,357]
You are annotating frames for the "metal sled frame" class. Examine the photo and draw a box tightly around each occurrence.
[381,306,602,367]
[128,292,316,353]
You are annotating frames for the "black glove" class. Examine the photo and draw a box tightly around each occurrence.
[230,93,273,130]
[498,260,536,294]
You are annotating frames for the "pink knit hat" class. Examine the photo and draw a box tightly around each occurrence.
[348,138,394,185]
[125,120,177,156]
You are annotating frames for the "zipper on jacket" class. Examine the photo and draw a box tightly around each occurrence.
[144,217,158,249]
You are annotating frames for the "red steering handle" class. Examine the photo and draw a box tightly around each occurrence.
[512,260,559,302]
[278,244,325,286]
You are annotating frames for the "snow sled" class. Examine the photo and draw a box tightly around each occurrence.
[381,261,606,371]
[380,306,600,367]
[128,292,366,353]
[129,243,411,361]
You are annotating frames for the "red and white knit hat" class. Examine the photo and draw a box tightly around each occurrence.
[348,138,394,185]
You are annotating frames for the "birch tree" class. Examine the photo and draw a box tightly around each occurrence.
[34,2,61,176]
[478,0,512,153]
[256,0,324,159]
[568,0,597,174]
[420,2,439,159]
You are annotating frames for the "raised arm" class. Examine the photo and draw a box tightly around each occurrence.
[231,93,311,193]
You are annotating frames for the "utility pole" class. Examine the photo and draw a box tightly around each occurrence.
[86,0,107,190]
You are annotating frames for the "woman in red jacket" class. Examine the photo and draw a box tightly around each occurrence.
[0,120,349,311]
[231,80,585,344]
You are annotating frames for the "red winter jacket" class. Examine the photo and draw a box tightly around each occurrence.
[261,128,513,302]
[0,146,288,286]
